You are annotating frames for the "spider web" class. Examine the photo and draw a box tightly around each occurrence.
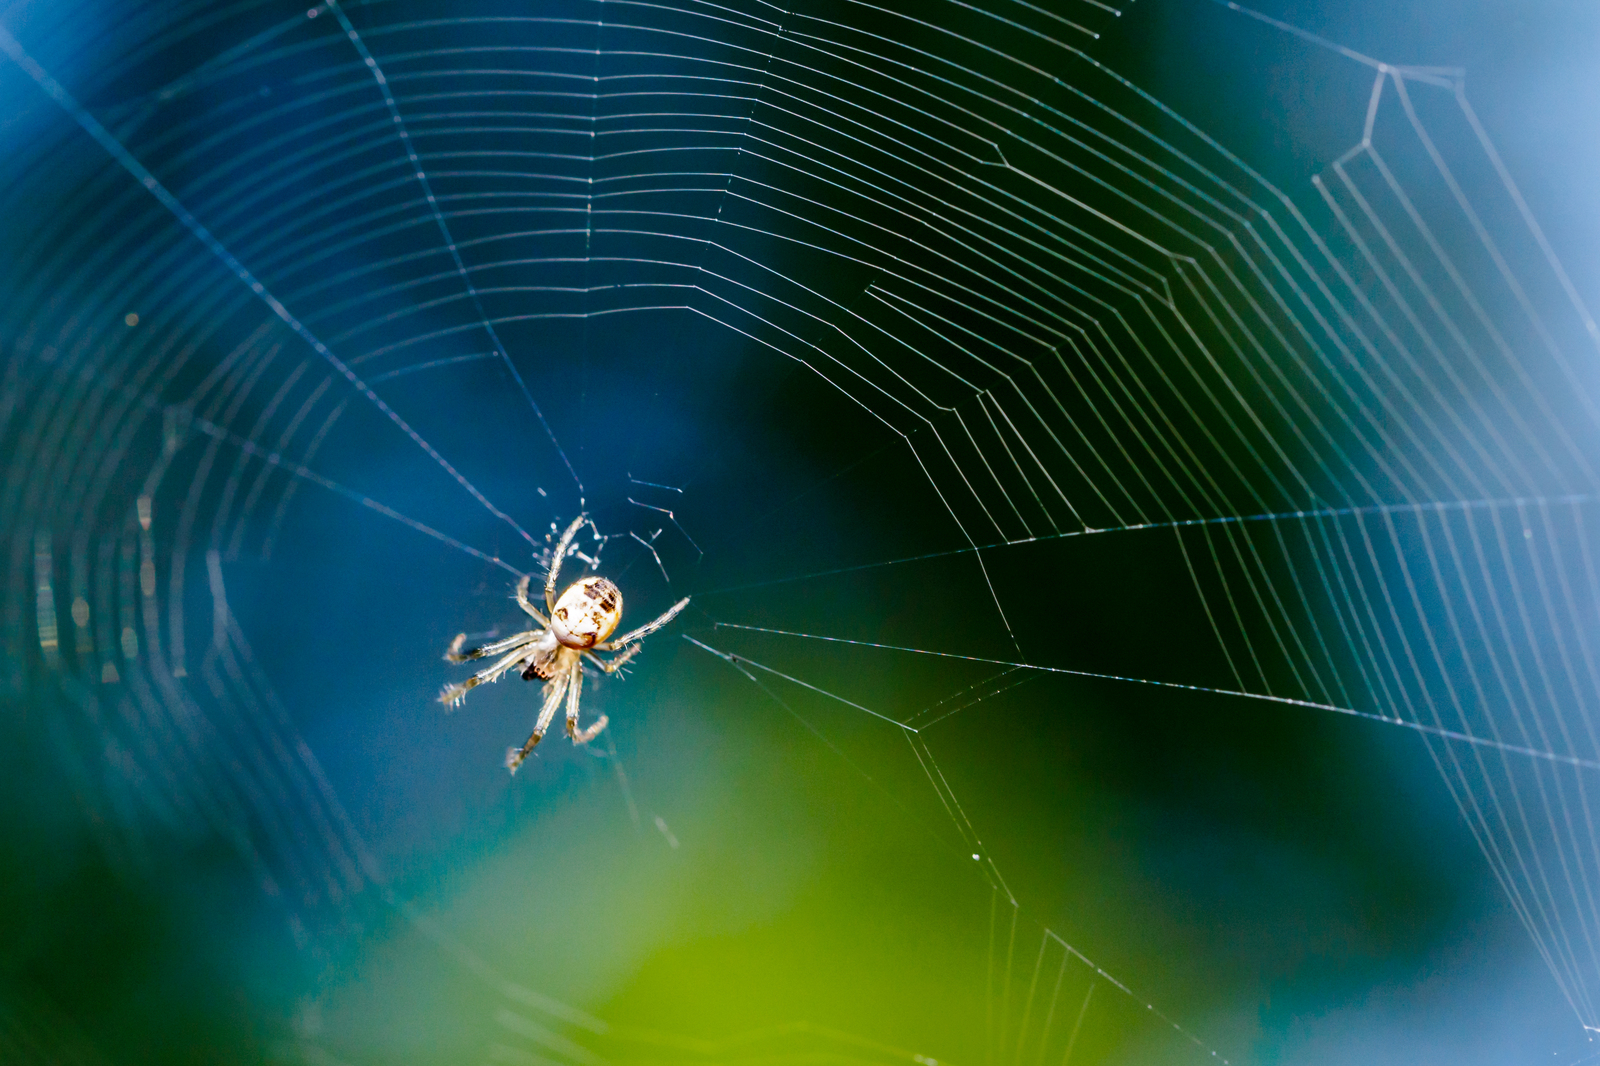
[1,0,1597,1062]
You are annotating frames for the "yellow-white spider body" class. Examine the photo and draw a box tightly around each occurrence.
[549,576,622,652]
[439,515,689,773]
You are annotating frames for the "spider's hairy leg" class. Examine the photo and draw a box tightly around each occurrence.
[439,642,538,708]
[571,714,609,745]
[564,667,608,745]
[596,597,690,651]
[507,670,570,774]
[444,630,538,663]
[545,514,587,612]
[591,643,641,674]
[515,574,549,624]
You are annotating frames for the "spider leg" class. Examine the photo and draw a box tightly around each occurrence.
[564,666,608,745]
[440,641,540,708]
[544,514,586,612]
[515,574,549,625]
[594,597,690,652]
[444,629,538,663]
[506,670,569,774]
[571,715,608,745]
[590,643,642,674]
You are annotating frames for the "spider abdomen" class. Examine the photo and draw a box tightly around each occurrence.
[550,577,623,649]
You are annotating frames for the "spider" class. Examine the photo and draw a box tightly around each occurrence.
[439,514,690,773]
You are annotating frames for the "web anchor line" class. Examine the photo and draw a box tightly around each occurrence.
[713,622,1600,774]
[692,492,1600,597]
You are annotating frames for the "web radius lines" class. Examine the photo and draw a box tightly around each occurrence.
[1059,979,1094,1066]
[1453,84,1600,357]
[1389,75,1600,433]
[1013,933,1049,1066]
[1029,943,1071,1066]
[985,0,1101,41]
[1522,508,1600,754]
[1539,504,1600,778]
[1385,460,1600,996]
[956,403,1038,539]
[1306,169,1530,499]
[1352,505,1595,1017]
[1261,518,1355,709]
[685,635,911,730]
[1173,523,1249,692]
[1163,266,1355,702]
[222,789,606,1043]
[711,621,1600,774]
[325,0,582,500]
[1200,0,1386,72]
[687,635,1012,891]
[1314,511,1558,990]
[1555,508,1600,1008]
[973,19,1542,521]
[131,459,317,896]
[867,287,1100,530]
[743,60,1175,304]
[742,48,1171,292]
[685,4,790,288]
[1155,267,1341,692]
[0,26,542,551]
[1044,930,1221,1061]
[1323,149,1569,488]
[1198,192,1432,509]
[906,729,981,860]
[1167,253,1342,505]
[711,130,1160,352]
[718,142,1106,370]
[204,560,366,901]
[784,6,1262,248]
[1235,167,1492,512]
[219,595,382,888]
[683,635,964,871]
[157,393,523,577]
[904,730,998,879]
[704,178,1230,528]
[691,492,1600,597]
[724,134,1262,525]
[978,393,1058,534]
[1237,175,1483,507]
[363,104,1248,544]
[1346,139,1596,484]
[1439,506,1600,1000]
[686,638,1236,1060]
[689,260,1027,653]
[998,898,1020,1066]
[580,0,605,475]
[1493,507,1600,992]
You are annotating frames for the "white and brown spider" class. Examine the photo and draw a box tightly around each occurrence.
[439,514,690,773]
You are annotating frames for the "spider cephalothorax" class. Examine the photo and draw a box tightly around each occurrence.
[439,514,689,773]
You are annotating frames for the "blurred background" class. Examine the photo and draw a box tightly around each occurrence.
[3,1,1600,1063]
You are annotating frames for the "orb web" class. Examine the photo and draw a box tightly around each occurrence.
[1,0,1597,1062]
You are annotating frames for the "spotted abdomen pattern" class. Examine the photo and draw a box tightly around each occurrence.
[550,577,623,649]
